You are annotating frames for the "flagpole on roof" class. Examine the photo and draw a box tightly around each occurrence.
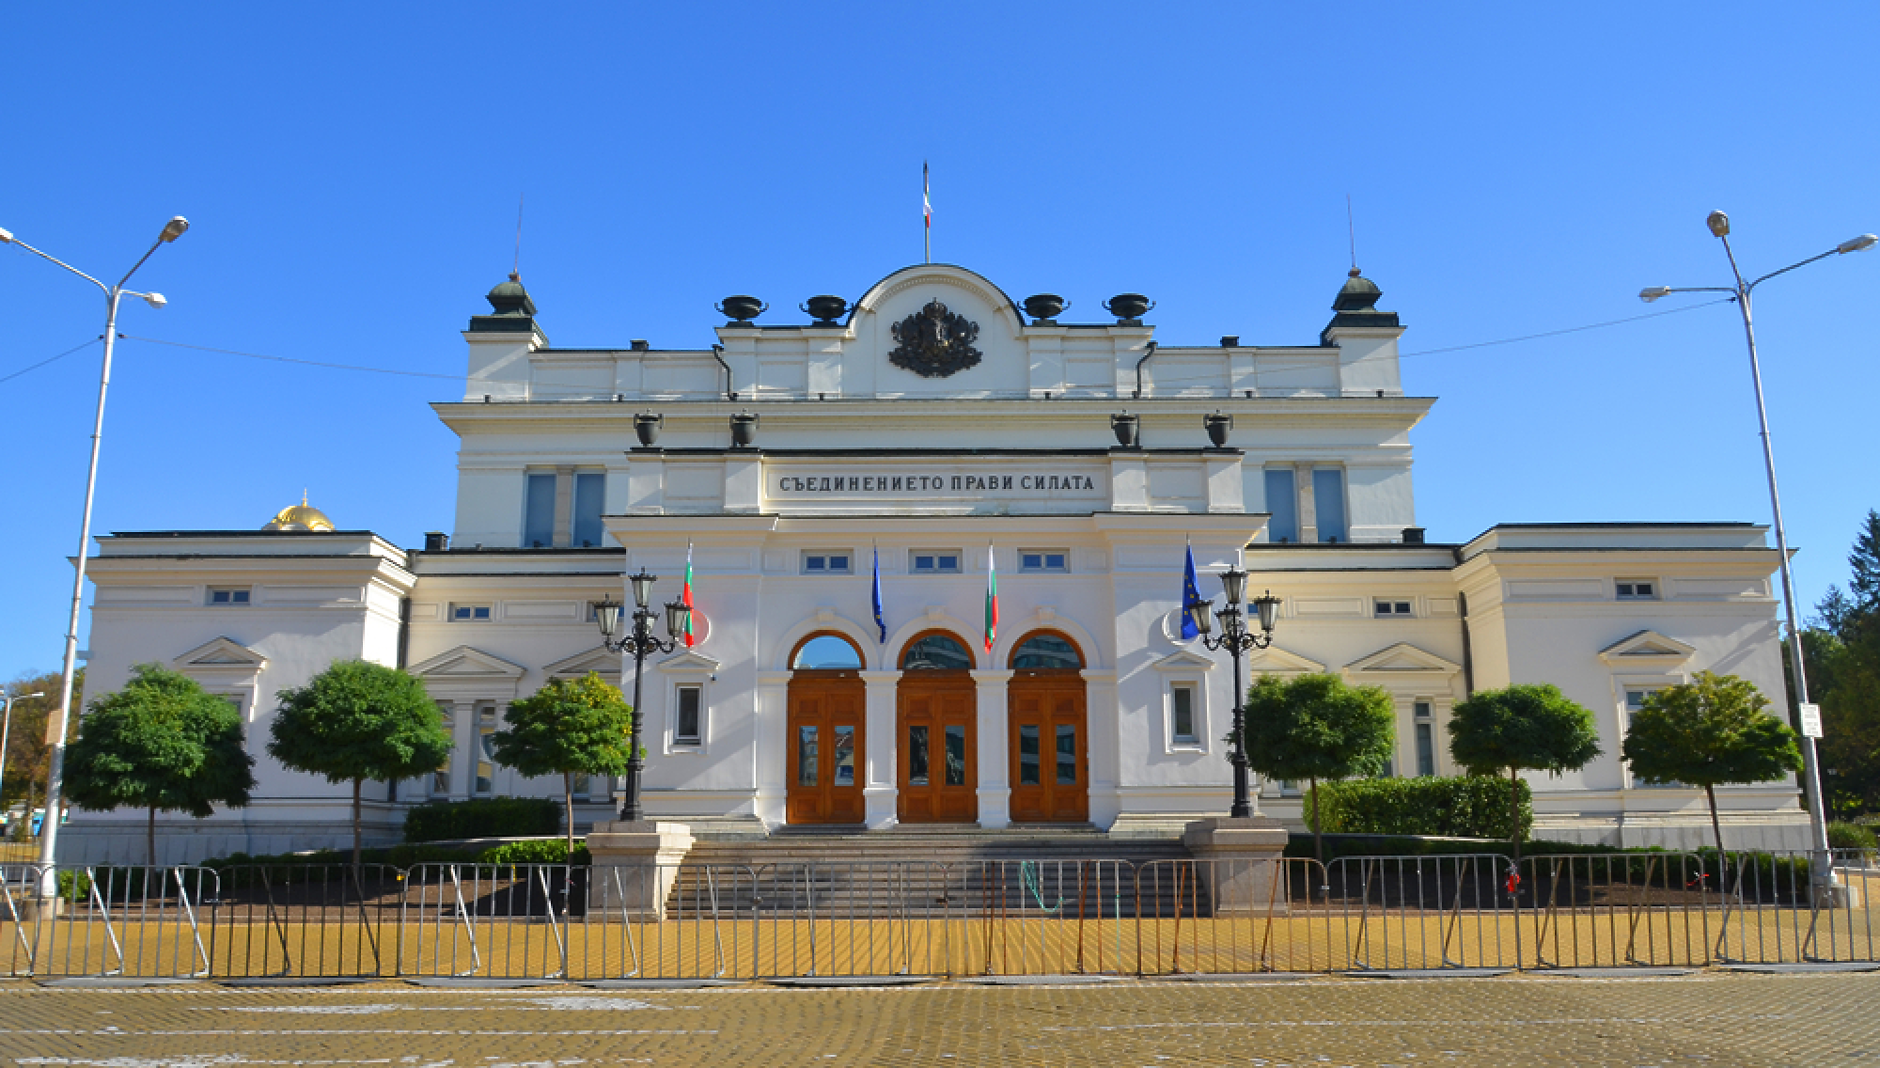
[923,161,931,265]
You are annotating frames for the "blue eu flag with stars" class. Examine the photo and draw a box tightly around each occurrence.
[872,546,887,644]
[1181,544,1205,641]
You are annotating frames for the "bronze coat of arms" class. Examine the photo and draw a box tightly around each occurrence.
[889,299,982,378]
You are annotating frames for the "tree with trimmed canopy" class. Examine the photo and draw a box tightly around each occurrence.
[1447,682,1601,863]
[268,660,453,867]
[489,672,634,853]
[1621,671,1802,859]
[1241,672,1397,862]
[62,664,255,866]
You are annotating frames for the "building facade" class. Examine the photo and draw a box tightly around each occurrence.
[64,262,1808,863]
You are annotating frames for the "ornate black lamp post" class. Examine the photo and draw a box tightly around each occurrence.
[1190,568,1281,819]
[594,569,691,822]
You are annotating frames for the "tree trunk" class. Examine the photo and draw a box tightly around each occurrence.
[1310,775,1323,864]
[351,777,363,870]
[563,771,575,856]
[148,806,157,869]
[1508,766,1522,867]
[1706,782,1728,895]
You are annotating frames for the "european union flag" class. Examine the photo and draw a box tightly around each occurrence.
[1181,544,1205,641]
[872,546,887,644]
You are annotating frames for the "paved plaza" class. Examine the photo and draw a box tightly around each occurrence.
[1,971,1877,1067]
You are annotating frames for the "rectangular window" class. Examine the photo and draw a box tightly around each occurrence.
[797,726,818,786]
[674,685,703,746]
[1374,600,1413,617]
[451,604,493,622]
[475,703,497,796]
[1415,722,1435,777]
[570,772,590,799]
[834,725,856,786]
[1018,725,1041,785]
[523,472,556,548]
[944,724,967,785]
[1314,468,1347,543]
[208,588,251,606]
[1265,469,1298,544]
[802,551,852,574]
[911,550,962,574]
[1170,683,1199,746]
[1616,579,1657,600]
[907,725,929,786]
[1019,550,1069,573]
[571,472,605,548]
[1056,725,1077,785]
[1626,689,1680,787]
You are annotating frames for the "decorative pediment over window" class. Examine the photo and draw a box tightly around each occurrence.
[173,636,268,671]
[1151,649,1216,673]
[543,646,623,682]
[1345,642,1462,676]
[1597,630,1697,667]
[656,649,721,675]
[409,645,527,701]
[1241,645,1326,675]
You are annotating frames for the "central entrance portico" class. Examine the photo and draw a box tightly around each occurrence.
[897,631,978,823]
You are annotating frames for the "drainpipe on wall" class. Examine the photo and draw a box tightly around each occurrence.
[397,596,411,670]
[711,344,736,401]
[1457,590,1474,697]
[1132,341,1159,399]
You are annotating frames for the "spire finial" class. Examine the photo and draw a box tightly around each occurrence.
[302,488,308,507]
[1346,193,1359,275]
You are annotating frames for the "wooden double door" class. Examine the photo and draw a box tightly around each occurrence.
[786,670,865,825]
[896,671,978,823]
[1007,671,1088,823]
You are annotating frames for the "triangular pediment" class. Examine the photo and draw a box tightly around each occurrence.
[408,645,526,679]
[1242,644,1326,675]
[656,649,722,674]
[543,646,623,679]
[173,636,267,670]
[1598,629,1697,665]
[1152,648,1217,672]
[1346,642,1462,675]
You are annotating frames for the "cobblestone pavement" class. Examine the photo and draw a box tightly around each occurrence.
[1,971,1876,1067]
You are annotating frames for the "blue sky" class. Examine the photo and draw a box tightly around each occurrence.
[2,3,1875,682]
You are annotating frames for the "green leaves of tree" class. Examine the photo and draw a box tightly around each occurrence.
[1447,683,1600,779]
[267,660,451,785]
[1623,672,1800,791]
[489,673,633,782]
[63,663,254,820]
[1241,673,1395,784]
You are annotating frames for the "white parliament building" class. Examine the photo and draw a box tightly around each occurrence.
[64,261,1810,863]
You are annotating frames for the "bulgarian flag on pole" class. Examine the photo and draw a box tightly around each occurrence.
[984,543,997,654]
[682,542,696,648]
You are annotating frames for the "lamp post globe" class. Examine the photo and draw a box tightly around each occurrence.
[1194,567,1280,820]
[596,573,683,822]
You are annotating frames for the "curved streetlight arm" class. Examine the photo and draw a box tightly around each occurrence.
[2,236,109,294]
[1743,245,1842,294]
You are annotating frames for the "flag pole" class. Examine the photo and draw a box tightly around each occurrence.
[923,161,931,265]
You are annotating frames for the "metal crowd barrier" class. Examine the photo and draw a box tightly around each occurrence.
[2,849,1875,980]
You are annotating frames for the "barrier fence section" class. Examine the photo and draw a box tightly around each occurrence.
[2,850,1875,980]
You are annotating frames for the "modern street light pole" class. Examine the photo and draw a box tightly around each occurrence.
[594,570,691,822]
[1190,568,1281,819]
[1641,211,1876,902]
[0,685,48,829]
[1,216,188,892]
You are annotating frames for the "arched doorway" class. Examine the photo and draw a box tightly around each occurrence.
[1007,631,1088,823]
[786,633,866,825]
[897,631,977,823]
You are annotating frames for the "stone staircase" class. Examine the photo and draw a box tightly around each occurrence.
[663,825,1207,918]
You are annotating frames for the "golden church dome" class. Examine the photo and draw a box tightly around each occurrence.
[263,493,334,532]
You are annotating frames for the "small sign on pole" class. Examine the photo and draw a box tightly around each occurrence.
[1799,702,1824,739]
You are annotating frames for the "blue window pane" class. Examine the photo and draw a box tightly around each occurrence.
[1265,469,1297,544]
[1314,468,1347,543]
[523,473,556,548]
[572,473,605,548]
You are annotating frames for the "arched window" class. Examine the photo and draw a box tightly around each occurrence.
[901,633,973,671]
[792,633,864,670]
[1010,632,1083,670]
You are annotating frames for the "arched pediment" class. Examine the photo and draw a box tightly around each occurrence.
[851,263,1026,336]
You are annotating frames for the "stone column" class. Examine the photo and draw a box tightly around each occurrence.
[1295,462,1319,544]
[585,820,695,921]
[752,670,790,830]
[971,669,1014,829]
[861,670,900,829]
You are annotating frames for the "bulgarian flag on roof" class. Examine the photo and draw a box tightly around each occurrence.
[682,542,696,648]
[984,544,997,654]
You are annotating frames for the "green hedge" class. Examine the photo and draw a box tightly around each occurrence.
[479,838,590,865]
[401,797,560,843]
[1304,775,1533,840]
[1829,821,1878,852]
